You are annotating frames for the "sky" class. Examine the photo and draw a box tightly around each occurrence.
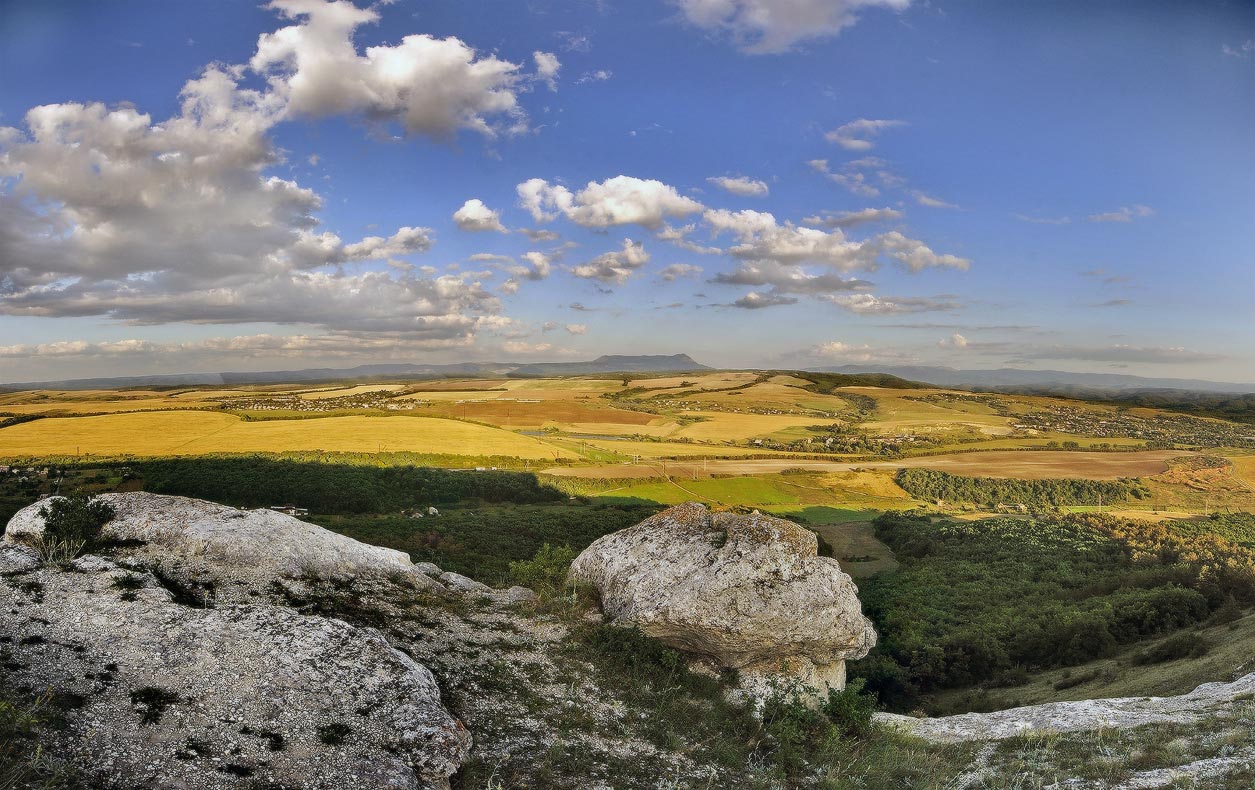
[0,0,1253,384]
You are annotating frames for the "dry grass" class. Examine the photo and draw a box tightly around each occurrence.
[0,411,575,460]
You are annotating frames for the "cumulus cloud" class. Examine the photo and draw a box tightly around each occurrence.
[569,239,650,284]
[251,0,538,138]
[676,0,911,54]
[656,223,723,255]
[811,340,913,363]
[519,227,561,242]
[825,118,906,151]
[707,175,769,196]
[0,2,530,348]
[518,175,704,228]
[1087,204,1154,223]
[937,332,968,348]
[565,323,588,335]
[453,198,507,232]
[659,263,703,281]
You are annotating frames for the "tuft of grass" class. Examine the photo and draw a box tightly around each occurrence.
[128,687,180,726]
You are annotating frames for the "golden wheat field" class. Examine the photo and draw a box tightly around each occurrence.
[0,411,576,460]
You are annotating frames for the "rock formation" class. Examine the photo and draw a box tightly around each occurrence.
[0,542,470,789]
[6,493,435,601]
[568,502,876,704]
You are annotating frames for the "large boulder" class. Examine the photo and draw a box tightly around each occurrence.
[568,502,876,704]
[0,544,470,789]
[5,492,439,600]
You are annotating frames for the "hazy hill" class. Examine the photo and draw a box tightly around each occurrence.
[1,354,710,391]
[812,364,1255,394]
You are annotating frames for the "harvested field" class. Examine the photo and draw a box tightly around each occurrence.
[544,450,1193,480]
[415,399,658,427]
[0,411,575,460]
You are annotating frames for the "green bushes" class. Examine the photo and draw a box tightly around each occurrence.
[1132,633,1212,665]
[854,512,1255,710]
[26,493,115,563]
[895,468,1147,508]
[508,543,577,596]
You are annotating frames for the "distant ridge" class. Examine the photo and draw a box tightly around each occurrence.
[0,354,710,392]
[809,364,1255,395]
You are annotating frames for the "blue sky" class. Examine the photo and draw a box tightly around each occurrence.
[0,0,1252,382]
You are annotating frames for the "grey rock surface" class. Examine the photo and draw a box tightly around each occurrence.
[5,493,442,600]
[877,671,1255,743]
[568,502,876,702]
[0,552,470,789]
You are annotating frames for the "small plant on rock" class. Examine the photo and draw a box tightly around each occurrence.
[31,493,115,564]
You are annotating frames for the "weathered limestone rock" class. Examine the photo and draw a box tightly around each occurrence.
[876,671,1255,743]
[0,545,471,789]
[5,492,442,600]
[568,502,876,703]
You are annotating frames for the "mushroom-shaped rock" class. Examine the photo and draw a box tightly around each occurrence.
[568,502,876,704]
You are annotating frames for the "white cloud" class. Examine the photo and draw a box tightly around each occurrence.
[0,5,520,346]
[912,191,959,209]
[252,0,537,138]
[704,209,968,273]
[825,118,906,151]
[807,158,879,197]
[826,293,961,314]
[518,175,704,228]
[876,231,969,272]
[802,207,903,228]
[576,69,613,84]
[707,175,769,197]
[565,323,588,335]
[732,291,799,309]
[937,332,968,349]
[812,340,912,363]
[1087,205,1154,223]
[570,239,650,284]
[676,0,911,54]
[533,51,561,90]
[342,226,434,259]
[453,198,507,232]
[659,263,703,281]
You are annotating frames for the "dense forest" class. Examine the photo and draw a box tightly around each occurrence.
[853,512,1255,711]
[895,468,1148,508]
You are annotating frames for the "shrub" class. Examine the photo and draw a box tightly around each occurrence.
[822,678,878,738]
[34,493,115,561]
[1133,632,1212,665]
[508,543,576,596]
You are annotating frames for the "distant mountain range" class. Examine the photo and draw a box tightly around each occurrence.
[7,356,1254,396]
[810,365,1255,395]
[0,354,710,391]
